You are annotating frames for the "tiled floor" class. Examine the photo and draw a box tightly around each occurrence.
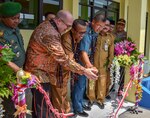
[75,99,134,118]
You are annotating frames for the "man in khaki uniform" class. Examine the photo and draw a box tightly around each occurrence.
[52,19,87,114]
[88,19,114,109]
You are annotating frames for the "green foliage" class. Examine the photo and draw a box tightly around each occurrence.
[1,47,16,62]
[0,46,16,98]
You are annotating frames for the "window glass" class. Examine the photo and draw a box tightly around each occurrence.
[79,0,89,5]
[108,1,119,12]
[79,0,119,23]
[43,0,60,21]
[94,0,107,8]
[79,4,91,21]
[107,11,118,24]
[94,9,106,16]
[13,0,38,29]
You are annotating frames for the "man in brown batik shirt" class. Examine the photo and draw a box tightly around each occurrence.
[24,10,98,118]
[55,19,87,113]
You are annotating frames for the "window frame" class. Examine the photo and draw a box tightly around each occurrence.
[79,0,120,22]
[6,0,63,29]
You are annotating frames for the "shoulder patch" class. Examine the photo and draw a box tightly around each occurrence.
[0,30,4,37]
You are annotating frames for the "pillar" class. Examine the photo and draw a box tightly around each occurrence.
[145,0,150,60]
[63,0,79,19]
[127,0,147,52]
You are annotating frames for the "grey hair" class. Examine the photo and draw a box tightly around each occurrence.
[93,14,106,22]
[56,10,71,21]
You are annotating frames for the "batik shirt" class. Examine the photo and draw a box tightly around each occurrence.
[24,21,85,85]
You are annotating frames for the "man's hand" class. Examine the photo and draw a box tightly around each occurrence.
[7,62,20,73]
[83,68,98,80]
[90,66,98,74]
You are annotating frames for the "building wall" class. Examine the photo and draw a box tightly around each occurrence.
[63,0,79,19]
[145,0,150,59]
[120,0,147,53]
[20,30,33,50]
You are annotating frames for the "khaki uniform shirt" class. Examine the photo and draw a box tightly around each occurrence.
[94,33,114,75]
[24,21,85,85]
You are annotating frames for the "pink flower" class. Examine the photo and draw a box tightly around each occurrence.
[0,45,3,50]
[115,40,136,56]
[138,54,144,59]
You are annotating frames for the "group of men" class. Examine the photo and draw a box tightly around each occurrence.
[0,1,127,118]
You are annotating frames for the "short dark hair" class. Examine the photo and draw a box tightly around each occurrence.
[93,14,106,22]
[44,12,55,18]
[72,19,86,29]
[109,19,115,25]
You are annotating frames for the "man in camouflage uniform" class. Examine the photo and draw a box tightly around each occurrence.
[0,2,25,70]
[89,19,115,109]
[0,2,25,118]
[114,18,127,42]
[114,19,127,95]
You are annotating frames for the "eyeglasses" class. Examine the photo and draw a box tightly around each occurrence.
[73,27,86,35]
[59,18,72,29]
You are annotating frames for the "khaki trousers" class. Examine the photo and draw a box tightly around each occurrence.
[106,72,111,96]
[51,84,71,113]
[87,75,108,103]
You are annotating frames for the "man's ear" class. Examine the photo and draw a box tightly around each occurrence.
[56,18,62,25]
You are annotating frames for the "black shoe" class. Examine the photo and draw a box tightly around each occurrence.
[75,110,89,117]
[88,101,94,107]
[83,104,91,111]
[106,95,111,100]
[97,102,104,109]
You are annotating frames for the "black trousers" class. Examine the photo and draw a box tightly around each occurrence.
[118,67,125,93]
[3,96,15,118]
[31,83,55,118]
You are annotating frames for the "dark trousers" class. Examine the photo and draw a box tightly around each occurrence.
[118,67,125,93]
[31,83,55,118]
[3,96,15,118]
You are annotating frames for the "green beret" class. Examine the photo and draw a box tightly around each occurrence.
[0,2,22,17]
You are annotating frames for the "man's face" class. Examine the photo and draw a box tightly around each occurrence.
[116,23,125,32]
[92,20,105,33]
[102,20,110,33]
[72,24,87,43]
[110,24,115,33]
[2,14,20,29]
[58,17,73,35]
